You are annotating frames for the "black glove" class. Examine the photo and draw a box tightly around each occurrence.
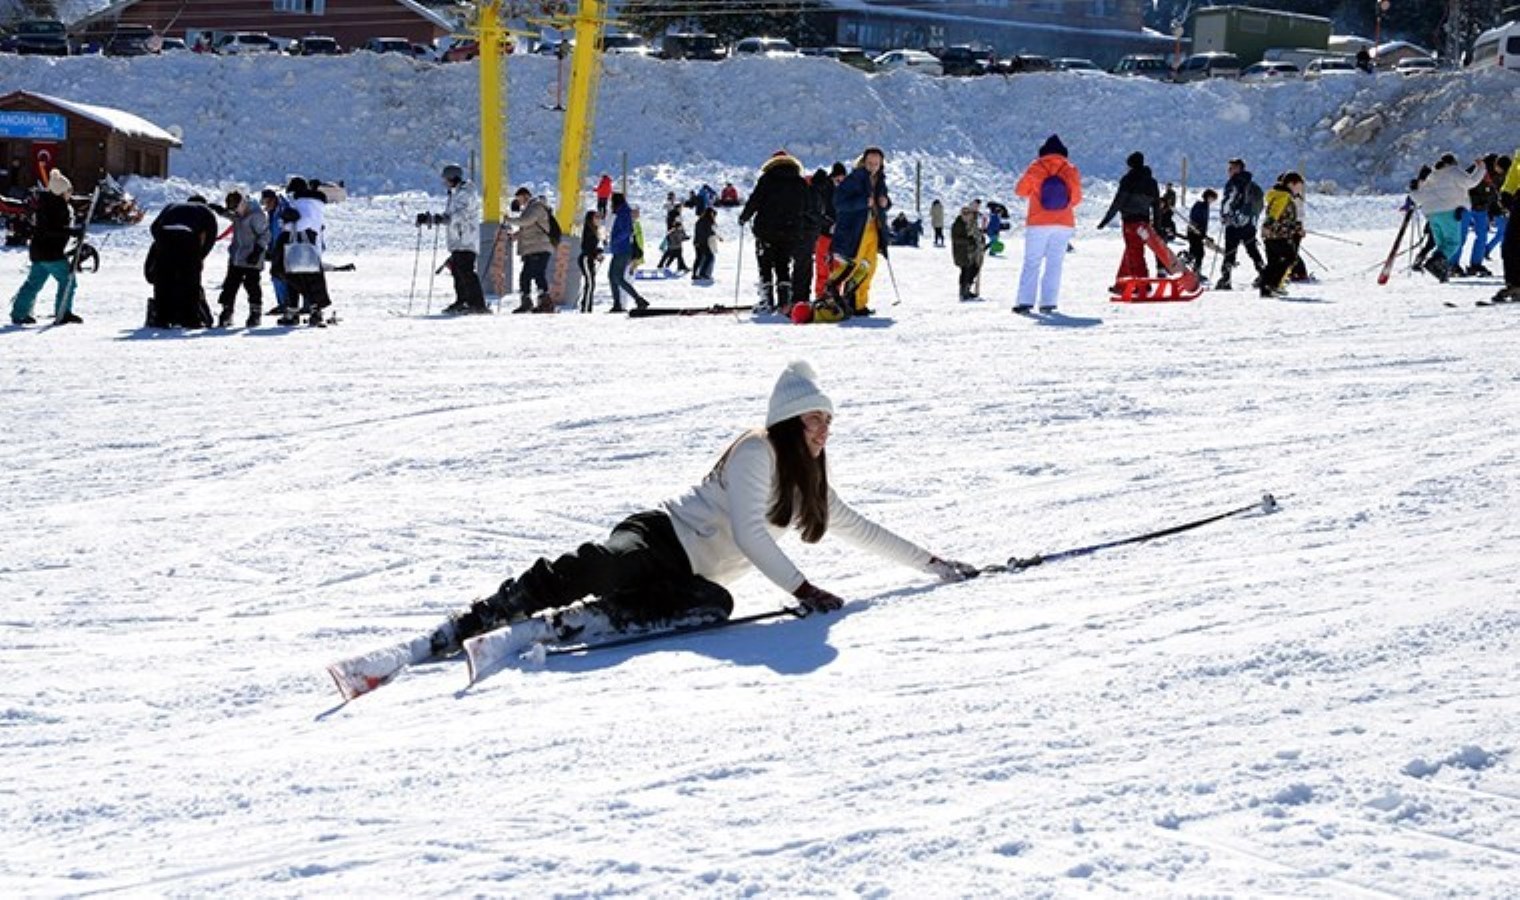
[244,248,263,266]
[434,213,449,225]
[793,580,844,615]
[416,212,432,228]
[926,556,980,582]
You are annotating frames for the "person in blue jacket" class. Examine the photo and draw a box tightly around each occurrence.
[825,146,891,317]
[606,193,648,313]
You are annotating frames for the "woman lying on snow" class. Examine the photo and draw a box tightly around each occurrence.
[426,360,979,657]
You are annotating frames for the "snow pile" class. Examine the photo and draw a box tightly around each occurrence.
[0,52,1515,200]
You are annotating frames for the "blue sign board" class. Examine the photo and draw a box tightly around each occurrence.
[0,110,68,140]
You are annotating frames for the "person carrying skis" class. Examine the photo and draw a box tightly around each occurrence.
[8,168,84,326]
[1218,158,1266,291]
[145,194,219,329]
[1185,188,1218,272]
[1409,153,1486,284]
[827,147,891,317]
[739,150,810,313]
[606,192,648,313]
[1013,134,1082,313]
[951,201,987,300]
[1097,151,1162,288]
[1258,172,1306,297]
[930,198,945,247]
[212,190,269,328]
[502,184,557,313]
[419,360,981,660]
[576,209,603,313]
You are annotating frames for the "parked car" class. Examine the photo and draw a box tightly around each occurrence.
[656,32,726,61]
[1174,51,1242,82]
[1053,57,1105,75]
[1393,56,1438,75]
[7,19,69,56]
[819,46,876,72]
[873,48,943,76]
[734,36,799,58]
[291,35,342,56]
[1002,53,1054,74]
[1239,60,1300,83]
[216,32,278,55]
[158,36,188,53]
[103,25,157,57]
[936,44,996,77]
[1112,54,1172,80]
[603,32,652,56]
[1303,56,1359,78]
[360,37,414,55]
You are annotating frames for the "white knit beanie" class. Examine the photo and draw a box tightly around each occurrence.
[766,360,833,427]
[47,169,72,196]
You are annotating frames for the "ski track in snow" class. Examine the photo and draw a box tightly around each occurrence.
[1,54,1518,897]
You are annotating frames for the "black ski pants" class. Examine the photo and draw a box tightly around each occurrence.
[1222,224,1265,276]
[1505,200,1519,288]
[658,243,687,271]
[449,250,485,309]
[692,244,715,281]
[518,251,550,302]
[577,253,599,312]
[513,511,732,622]
[1261,238,1296,294]
[754,238,796,307]
[958,261,980,295]
[217,265,262,321]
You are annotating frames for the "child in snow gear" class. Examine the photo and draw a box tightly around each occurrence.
[1098,151,1163,288]
[1013,134,1082,313]
[1218,159,1266,291]
[577,210,603,312]
[145,194,219,328]
[8,169,84,325]
[606,193,648,312]
[422,361,979,660]
[951,202,987,300]
[984,205,1006,256]
[930,198,945,247]
[739,150,810,312]
[827,147,891,316]
[692,207,718,282]
[1185,189,1218,272]
[503,184,557,313]
[1410,155,1486,284]
[1259,173,1306,297]
[658,204,689,272]
[259,189,292,318]
[1156,183,1179,242]
[213,191,269,327]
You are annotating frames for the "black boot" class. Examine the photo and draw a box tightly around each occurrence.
[431,578,542,656]
[511,296,533,314]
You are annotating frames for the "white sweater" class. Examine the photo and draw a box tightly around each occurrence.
[661,432,935,593]
[1411,164,1486,215]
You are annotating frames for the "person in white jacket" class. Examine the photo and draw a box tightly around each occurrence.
[1410,153,1488,283]
[425,360,979,656]
[429,163,487,314]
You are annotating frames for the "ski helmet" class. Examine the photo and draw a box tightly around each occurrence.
[440,163,464,184]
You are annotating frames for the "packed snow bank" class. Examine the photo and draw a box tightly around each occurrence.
[0,53,1514,198]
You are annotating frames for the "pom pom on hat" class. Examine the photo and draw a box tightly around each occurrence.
[47,169,72,196]
[767,360,832,426]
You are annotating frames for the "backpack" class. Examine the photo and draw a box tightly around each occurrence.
[1039,173,1071,211]
[542,209,562,246]
[1244,182,1265,221]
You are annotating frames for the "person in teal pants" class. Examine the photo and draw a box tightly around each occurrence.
[9,169,83,326]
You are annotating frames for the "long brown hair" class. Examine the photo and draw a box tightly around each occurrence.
[713,418,829,543]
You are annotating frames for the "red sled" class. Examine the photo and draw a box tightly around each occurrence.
[1110,223,1205,303]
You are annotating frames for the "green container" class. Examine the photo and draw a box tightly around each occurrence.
[1190,5,1333,67]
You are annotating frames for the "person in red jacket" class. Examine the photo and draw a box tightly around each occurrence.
[1013,134,1083,313]
[594,173,613,217]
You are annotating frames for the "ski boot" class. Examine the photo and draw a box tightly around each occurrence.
[429,578,541,657]
[216,305,235,328]
[511,295,534,314]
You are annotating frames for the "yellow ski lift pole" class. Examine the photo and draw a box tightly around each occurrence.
[549,0,606,303]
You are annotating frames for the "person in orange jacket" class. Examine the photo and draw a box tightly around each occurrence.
[1012,134,1083,313]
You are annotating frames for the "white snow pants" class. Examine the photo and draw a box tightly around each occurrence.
[1017,225,1074,309]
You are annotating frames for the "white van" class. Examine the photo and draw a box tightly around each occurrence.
[1469,21,1520,72]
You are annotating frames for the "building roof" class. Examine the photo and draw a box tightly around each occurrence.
[2,90,181,146]
[69,0,455,33]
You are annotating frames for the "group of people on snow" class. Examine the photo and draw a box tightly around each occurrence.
[1408,152,1515,298]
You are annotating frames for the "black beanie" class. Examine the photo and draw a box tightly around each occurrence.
[829,162,847,178]
[1039,134,1067,158]
[1127,151,1145,168]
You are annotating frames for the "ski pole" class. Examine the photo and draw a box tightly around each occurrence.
[406,219,424,315]
[734,228,745,307]
[1298,244,1328,275]
[425,215,441,314]
[884,247,903,306]
[1304,229,1361,246]
[981,493,1279,574]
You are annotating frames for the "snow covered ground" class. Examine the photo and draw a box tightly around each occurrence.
[2,53,1518,896]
